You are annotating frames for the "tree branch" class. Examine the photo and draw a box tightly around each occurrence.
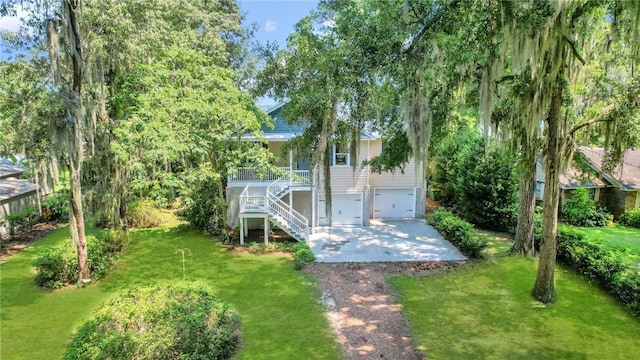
[563,35,586,65]
[497,74,518,84]
[567,104,616,138]
[403,0,461,57]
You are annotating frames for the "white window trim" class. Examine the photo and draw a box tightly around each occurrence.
[332,144,350,167]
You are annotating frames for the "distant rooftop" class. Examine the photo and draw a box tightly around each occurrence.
[580,147,640,190]
[0,158,28,179]
[0,177,38,202]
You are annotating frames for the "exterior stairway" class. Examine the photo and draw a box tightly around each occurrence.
[239,178,310,242]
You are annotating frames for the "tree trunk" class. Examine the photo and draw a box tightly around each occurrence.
[532,80,563,304]
[511,153,537,255]
[66,0,90,282]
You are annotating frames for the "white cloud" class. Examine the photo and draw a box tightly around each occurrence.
[0,15,21,32]
[0,8,26,32]
[265,20,278,33]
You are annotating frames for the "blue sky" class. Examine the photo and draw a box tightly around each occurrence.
[0,1,318,103]
[0,1,318,55]
[239,0,318,48]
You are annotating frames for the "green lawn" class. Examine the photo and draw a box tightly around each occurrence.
[0,225,342,360]
[389,235,640,360]
[562,223,640,271]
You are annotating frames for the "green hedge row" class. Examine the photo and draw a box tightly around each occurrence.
[33,230,129,289]
[557,228,640,317]
[429,210,487,259]
[618,208,640,228]
[242,241,315,269]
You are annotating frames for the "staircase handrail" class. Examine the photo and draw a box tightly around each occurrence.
[267,192,309,241]
[266,177,310,241]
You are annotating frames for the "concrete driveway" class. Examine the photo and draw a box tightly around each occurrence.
[308,219,466,263]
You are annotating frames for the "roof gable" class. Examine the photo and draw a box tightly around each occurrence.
[580,147,640,190]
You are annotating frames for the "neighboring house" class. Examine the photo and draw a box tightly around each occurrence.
[537,147,640,217]
[580,147,640,217]
[0,159,39,236]
[226,104,426,243]
[536,156,607,200]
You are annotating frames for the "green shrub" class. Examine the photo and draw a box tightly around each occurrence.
[127,198,164,228]
[562,188,611,227]
[557,228,639,317]
[611,271,640,316]
[454,139,518,232]
[178,170,226,236]
[293,246,316,269]
[4,205,38,236]
[431,129,477,207]
[32,242,76,289]
[429,210,487,259]
[33,231,129,289]
[238,240,314,269]
[617,208,640,228]
[41,190,69,221]
[64,284,241,360]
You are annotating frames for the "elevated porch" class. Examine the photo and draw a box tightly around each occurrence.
[230,168,316,245]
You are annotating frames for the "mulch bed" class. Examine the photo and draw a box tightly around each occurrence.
[304,261,468,360]
[0,222,64,261]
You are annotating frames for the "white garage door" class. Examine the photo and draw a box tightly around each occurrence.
[374,188,416,218]
[318,193,363,226]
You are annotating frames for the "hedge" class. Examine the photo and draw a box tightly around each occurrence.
[64,284,241,360]
[33,230,128,289]
[429,210,487,259]
[618,208,640,228]
[557,228,640,317]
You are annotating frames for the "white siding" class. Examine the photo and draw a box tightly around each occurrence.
[368,139,423,188]
[317,140,369,193]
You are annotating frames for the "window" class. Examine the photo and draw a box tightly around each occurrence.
[333,144,350,167]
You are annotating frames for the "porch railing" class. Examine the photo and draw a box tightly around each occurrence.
[239,186,267,213]
[292,170,310,185]
[229,167,311,185]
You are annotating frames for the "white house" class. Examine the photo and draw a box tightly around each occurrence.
[226,104,426,243]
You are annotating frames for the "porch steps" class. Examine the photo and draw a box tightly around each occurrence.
[239,176,310,243]
[270,213,306,241]
[266,183,309,242]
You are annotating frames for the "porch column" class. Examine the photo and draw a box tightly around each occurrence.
[240,217,244,245]
[244,218,248,237]
[289,149,293,170]
[312,185,316,234]
[264,217,269,245]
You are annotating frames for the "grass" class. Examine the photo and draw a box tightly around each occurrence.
[562,223,640,271]
[0,223,342,360]
[389,233,640,360]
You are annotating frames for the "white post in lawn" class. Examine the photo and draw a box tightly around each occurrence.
[264,217,269,244]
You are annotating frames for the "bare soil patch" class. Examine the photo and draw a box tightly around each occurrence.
[305,261,467,360]
[0,222,64,261]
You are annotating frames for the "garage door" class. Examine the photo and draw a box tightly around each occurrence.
[374,188,415,218]
[318,193,363,226]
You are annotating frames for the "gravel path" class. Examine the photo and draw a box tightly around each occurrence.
[305,261,467,360]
